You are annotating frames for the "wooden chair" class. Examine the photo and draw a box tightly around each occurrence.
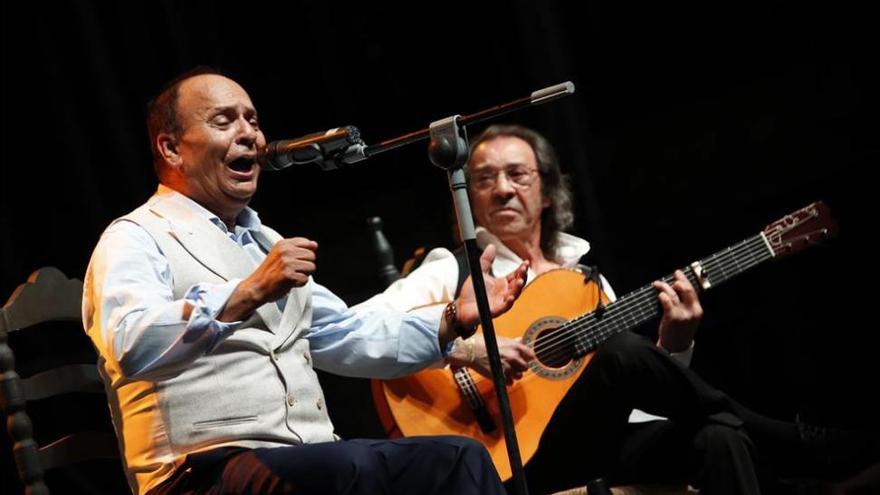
[1,267,126,494]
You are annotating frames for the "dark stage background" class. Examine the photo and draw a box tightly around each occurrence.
[2,1,876,493]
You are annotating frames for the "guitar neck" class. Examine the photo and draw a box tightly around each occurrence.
[569,232,775,356]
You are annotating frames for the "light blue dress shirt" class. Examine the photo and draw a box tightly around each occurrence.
[86,187,444,380]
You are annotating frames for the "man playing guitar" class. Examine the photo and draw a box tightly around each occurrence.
[356,125,874,494]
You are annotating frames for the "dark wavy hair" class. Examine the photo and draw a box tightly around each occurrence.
[146,66,224,180]
[468,124,574,256]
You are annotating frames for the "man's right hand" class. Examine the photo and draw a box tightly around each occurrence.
[219,237,318,321]
[448,335,535,386]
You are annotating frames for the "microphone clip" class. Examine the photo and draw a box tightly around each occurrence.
[258,125,367,171]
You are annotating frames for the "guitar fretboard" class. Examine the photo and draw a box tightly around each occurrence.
[533,233,775,363]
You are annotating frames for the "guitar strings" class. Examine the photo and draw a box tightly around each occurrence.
[462,215,812,387]
[463,236,770,385]
[531,236,770,366]
[533,234,766,356]
[466,236,770,383]
[525,235,771,368]
[532,235,770,364]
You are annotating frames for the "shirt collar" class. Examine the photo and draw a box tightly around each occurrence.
[475,226,591,272]
[155,184,263,236]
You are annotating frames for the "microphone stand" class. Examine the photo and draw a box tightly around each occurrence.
[427,115,530,495]
[281,81,575,495]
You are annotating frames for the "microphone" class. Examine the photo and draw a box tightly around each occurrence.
[258,125,367,171]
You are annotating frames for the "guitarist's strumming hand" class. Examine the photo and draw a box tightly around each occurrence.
[448,335,535,386]
[653,269,703,353]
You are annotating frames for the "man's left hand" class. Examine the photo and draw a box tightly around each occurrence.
[653,269,703,353]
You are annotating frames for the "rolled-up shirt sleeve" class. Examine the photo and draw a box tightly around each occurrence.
[84,221,242,379]
[306,281,444,379]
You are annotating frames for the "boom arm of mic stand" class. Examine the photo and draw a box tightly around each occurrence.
[360,81,575,161]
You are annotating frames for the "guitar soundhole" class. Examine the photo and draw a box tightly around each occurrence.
[533,326,575,368]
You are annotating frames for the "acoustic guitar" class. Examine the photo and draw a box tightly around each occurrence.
[372,202,836,480]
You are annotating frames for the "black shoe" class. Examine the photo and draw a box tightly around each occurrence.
[796,414,880,481]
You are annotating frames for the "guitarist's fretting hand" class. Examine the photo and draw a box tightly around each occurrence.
[653,269,704,353]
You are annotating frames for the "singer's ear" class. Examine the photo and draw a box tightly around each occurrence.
[156,132,183,168]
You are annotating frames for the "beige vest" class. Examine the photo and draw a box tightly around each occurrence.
[98,194,336,495]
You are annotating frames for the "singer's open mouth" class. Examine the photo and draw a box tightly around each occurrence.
[227,156,255,173]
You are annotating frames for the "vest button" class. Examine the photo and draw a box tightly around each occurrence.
[316,398,323,410]
[270,350,278,361]
[303,352,310,364]
[286,393,295,407]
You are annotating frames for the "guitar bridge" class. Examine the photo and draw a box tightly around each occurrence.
[453,368,497,434]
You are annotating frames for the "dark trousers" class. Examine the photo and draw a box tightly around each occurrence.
[518,331,802,495]
[149,436,506,495]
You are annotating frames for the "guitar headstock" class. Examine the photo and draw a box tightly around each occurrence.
[763,201,837,258]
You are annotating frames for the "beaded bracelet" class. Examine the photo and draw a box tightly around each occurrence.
[444,300,477,339]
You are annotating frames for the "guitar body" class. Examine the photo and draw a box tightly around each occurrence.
[372,269,609,481]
